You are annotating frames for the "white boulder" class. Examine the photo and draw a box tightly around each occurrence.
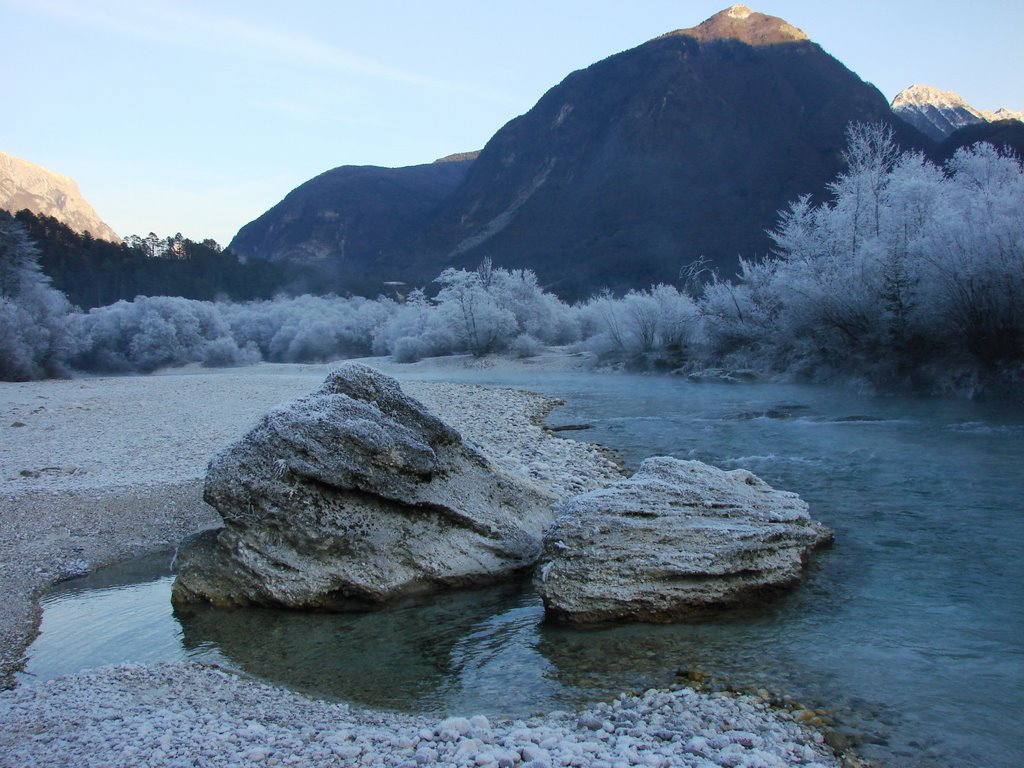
[535,456,832,624]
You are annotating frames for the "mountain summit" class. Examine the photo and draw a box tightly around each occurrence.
[662,4,809,46]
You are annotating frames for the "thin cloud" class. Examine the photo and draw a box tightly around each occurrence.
[3,0,513,100]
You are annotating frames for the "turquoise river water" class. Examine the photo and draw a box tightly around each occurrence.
[21,371,1024,768]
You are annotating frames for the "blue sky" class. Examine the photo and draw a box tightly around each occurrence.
[2,0,1021,245]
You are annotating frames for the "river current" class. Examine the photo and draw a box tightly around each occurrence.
[22,371,1024,768]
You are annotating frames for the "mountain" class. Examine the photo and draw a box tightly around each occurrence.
[891,85,986,142]
[228,155,476,295]
[891,84,1024,143]
[232,5,930,299]
[0,151,120,243]
[409,5,929,297]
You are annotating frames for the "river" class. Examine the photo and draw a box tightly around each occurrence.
[22,370,1024,768]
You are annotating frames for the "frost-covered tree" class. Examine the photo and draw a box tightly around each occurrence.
[488,267,579,345]
[434,266,518,356]
[924,143,1024,369]
[0,218,74,380]
[699,123,1024,395]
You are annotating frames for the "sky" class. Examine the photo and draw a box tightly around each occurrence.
[2,0,1021,246]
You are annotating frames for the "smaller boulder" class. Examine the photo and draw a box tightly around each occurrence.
[535,456,832,624]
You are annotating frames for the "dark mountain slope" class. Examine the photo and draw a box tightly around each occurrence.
[409,6,929,297]
[934,119,1024,164]
[228,157,475,294]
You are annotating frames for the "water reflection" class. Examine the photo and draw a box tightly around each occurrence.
[21,552,185,680]
[174,579,549,713]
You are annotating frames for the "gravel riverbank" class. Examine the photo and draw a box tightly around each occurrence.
[0,662,839,768]
[0,361,843,767]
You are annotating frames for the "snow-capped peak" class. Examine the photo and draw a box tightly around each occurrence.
[892,84,984,119]
[666,6,809,46]
[891,84,1023,142]
[983,107,1024,123]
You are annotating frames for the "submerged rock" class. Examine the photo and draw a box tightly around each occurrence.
[535,456,831,624]
[172,364,555,609]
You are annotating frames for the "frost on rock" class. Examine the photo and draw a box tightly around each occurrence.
[171,363,558,609]
[535,456,833,624]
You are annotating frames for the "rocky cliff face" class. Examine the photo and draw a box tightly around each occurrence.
[892,84,1023,143]
[0,151,120,243]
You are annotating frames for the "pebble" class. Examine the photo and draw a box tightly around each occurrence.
[0,662,843,768]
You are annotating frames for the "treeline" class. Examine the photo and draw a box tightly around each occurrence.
[10,210,290,308]
[2,125,1022,399]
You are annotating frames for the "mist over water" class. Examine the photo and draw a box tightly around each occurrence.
[23,372,1024,768]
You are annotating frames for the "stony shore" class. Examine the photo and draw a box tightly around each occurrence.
[0,362,842,767]
[0,663,839,768]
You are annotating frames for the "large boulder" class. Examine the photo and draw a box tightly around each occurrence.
[535,456,832,624]
[171,364,555,609]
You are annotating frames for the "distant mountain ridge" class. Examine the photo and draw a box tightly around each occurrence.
[891,84,1023,142]
[230,5,933,299]
[0,151,120,243]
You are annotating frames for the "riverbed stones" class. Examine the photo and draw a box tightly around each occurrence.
[171,364,556,609]
[535,456,832,624]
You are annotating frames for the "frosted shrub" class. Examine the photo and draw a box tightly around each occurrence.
[200,337,261,368]
[579,285,699,367]
[371,290,459,360]
[390,335,431,363]
[511,333,544,358]
[71,295,237,373]
[221,294,395,363]
[489,267,580,344]
[434,266,518,356]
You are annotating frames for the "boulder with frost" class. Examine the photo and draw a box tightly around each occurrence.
[172,364,555,609]
[535,456,832,624]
